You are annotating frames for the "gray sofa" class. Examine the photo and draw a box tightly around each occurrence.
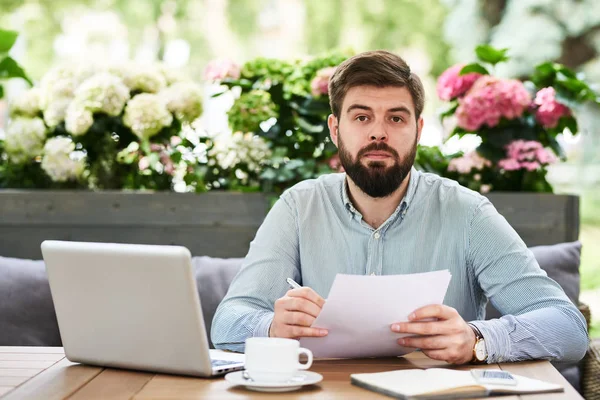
[0,240,596,396]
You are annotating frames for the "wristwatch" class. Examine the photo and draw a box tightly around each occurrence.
[468,323,487,363]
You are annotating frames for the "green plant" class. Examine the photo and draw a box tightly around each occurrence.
[0,29,31,99]
[210,51,351,192]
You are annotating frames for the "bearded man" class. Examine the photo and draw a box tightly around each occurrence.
[211,50,587,365]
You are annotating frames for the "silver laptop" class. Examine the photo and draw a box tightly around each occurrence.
[41,240,244,377]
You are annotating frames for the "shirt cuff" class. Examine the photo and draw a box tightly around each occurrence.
[253,312,275,338]
[469,319,511,363]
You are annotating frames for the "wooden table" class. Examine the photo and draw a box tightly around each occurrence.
[0,347,582,399]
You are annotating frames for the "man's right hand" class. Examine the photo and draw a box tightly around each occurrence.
[269,287,328,339]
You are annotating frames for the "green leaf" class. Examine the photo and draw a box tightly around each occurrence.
[210,90,228,98]
[0,84,3,99]
[439,102,458,120]
[557,73,587,93]
[0,56,32,85]
[0,29,18,54]
[563,115,578,135]
[475,45,510,66]
[297,117,325,134]
[459,63,489,76]
[554,91,580,110]
[448,126,472,138]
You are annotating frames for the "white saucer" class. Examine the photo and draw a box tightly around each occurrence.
[224,370,323,392]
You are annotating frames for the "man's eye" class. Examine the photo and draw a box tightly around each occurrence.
[356,115,369,122]
[391,116,403,123]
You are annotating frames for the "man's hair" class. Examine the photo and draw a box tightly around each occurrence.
[328,50,425,121]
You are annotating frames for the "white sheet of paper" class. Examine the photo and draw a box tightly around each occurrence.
[210,349,245,363]
[300,270,452,358]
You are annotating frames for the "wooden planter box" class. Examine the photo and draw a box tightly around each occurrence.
[0,191,578,260]
[0,191,270,259]
[485,193,579,246]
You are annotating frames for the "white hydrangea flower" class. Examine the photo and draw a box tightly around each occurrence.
[41,137,86,182]
[43,97,72,128]
[65,102,94,136]
[10,87,43,118]
[123,93,173,140]
[109,63,167,93]
[162,82,203,122]
[4,117,47,163]
[157,63,186,85]
[73,72,130,116]
[39,64,95,109]
[209,132,271,172]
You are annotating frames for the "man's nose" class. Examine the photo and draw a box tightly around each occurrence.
[369,126,388,141]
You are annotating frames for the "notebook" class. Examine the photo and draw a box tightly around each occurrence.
[350,368,564,399]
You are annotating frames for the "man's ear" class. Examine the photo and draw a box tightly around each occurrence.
[416,116,424,144]
[328,114,339,147]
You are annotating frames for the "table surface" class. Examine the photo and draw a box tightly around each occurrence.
[0,347,583,399]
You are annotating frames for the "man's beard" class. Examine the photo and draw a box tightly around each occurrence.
[337,130,417,198]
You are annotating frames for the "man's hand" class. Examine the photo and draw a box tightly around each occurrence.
[269,287,328,339]
[391,304,476,364]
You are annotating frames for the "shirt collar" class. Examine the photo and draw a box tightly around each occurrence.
[342,167,421,217]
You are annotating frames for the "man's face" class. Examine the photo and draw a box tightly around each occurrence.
[328,85,423,198]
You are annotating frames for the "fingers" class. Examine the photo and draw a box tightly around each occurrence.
[282,311,316,327]
[271,289,328,339]
[409,304,458,321]
[286,325,328,338]
[391,321,452,335]
[287,287,326,308]
[278,296,322,318]
[397,335,447,350]
[421,348,470,365]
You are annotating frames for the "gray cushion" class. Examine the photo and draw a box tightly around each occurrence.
[485,241,582,320]
[0,256,61,346]
[192,256,244,348]
[530,241,581,305]
[0,255,245,348]
[483,241,584,395]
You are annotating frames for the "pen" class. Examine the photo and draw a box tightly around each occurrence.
[286,277,302,290]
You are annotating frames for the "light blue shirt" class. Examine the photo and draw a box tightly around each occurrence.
[211,168,588,363]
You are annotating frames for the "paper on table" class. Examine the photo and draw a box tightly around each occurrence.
[210,349,245,363]
[300,270,452,358]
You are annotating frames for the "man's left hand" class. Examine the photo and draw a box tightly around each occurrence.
[391,304,476,364]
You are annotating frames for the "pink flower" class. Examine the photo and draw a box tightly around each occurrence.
[456,76,532,131]
[436,64,482,101]
[498,158,521,171]
[310,67,337,97]
[498,140,558,171]
[138,157,150,171]
[447,151,491,174]
[170,136,182,146]
[533,87,570,129]
[480,184,492,194]
[535,147,558,164]
[204,59,241,82]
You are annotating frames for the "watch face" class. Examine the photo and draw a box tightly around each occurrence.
[475,340,487,361]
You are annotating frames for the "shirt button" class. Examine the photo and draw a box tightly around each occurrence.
[374,232,381,239]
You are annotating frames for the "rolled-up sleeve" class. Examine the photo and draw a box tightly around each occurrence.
[211,193,301,352]
[468,199,588,363]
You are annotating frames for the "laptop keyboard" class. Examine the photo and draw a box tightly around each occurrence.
[211,359,241,367]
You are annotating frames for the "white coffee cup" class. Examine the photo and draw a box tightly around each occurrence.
[244,337,313,383]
